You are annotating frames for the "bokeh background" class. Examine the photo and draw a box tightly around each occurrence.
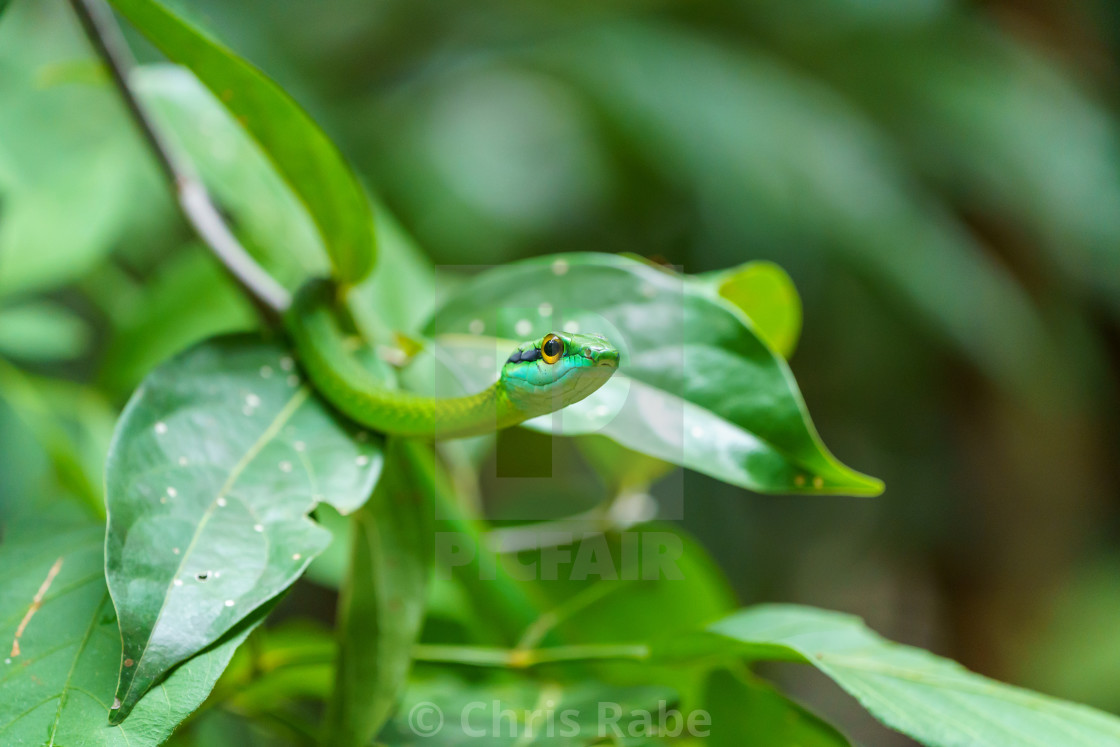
[3,0,1120,744]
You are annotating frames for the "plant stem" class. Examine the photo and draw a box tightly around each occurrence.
[412,643,650,669]
[66,0,292,317]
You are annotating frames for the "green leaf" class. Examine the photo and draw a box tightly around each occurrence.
[132,65,328,290]
[326,438,434,747]
[105,334,383,723]
[0,516,261,745]
[380,677,681,745]
[422,253,882,496]
[701,668,850,747]
[679,604,1120,747]
[107,0,375,283]
[696,261,802,359]
[0,301,91,361]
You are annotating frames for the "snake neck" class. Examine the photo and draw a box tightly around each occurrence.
[285,280,526,439]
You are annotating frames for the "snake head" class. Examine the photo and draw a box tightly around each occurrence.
[501,331,620,415]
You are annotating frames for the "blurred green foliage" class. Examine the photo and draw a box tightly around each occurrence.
[3,0,1120,744]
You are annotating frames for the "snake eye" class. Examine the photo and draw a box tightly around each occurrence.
[541,334,563,364]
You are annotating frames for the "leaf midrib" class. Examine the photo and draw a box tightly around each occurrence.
[112,386,310,714]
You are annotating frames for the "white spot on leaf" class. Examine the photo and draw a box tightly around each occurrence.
[279,461,292,473]
[154,422,168,435]
[551,258,569,276]
[468,319,485,335]
[563,321,580,334]
[538,303,553,317]
[515,319,532,337]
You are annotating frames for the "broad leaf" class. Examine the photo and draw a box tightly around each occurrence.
[702,668,850,747]
[326,438,434,747]
[108,0,375,283]
[696,261,802,359]
[105,334,382,722]
[422,253,882,496]
[678,604,1120,747]
[0,517,259,745]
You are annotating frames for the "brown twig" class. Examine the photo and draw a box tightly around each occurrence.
[11,557,64,658]
[66,0,292,318]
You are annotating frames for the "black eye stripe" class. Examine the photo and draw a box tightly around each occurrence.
[508,348,542,364]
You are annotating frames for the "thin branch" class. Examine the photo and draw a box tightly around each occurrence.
[67,0,292,317]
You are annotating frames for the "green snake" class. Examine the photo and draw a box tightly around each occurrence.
[284,279,620,438]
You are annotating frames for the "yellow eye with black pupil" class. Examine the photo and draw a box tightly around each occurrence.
[541,334,563,364]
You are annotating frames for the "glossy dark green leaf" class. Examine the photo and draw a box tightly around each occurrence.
[702,668,850,747]
[326,438,434,747]
[696,261,802,359]
[105,334,382,723]
[670,604,1120,747]
[108,0,375,283]
[422,253,882,496]
[0,517,260,745]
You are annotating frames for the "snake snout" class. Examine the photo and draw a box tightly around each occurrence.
[585,346,620,368]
